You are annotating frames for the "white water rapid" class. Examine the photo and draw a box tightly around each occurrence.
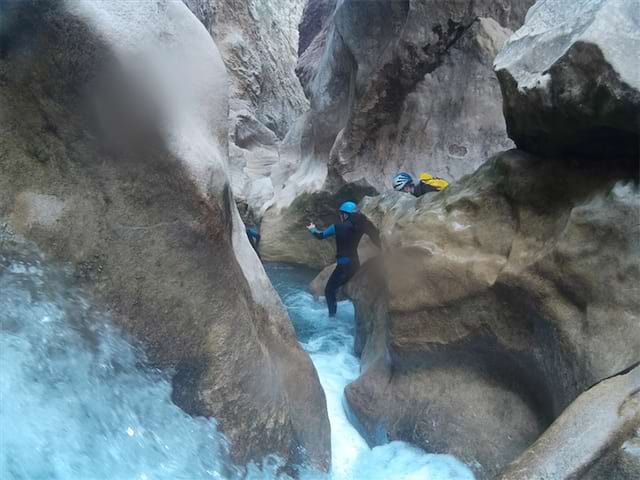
[0,247,474,479]
[0,247,237,480]
[266,263,475,480]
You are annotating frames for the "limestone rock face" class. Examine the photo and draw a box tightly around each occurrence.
[341,3,640,475]
[0,0,329,470]
[184,0,309,218]
[260,0,534,267]
[302,0,534,190]
[344,150,640,479]
[260,183,377,268]
[328,0,534,188]
[185,0,307,139]
[297,0,336,94]
[499,365,640,480]
[494,0,640,160]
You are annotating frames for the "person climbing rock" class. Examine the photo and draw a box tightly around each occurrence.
[246,226,261,259]
[307,201,381,317]
[392,172,416,194]
[393,171,449,197]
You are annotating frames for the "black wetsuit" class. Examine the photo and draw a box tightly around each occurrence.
[413,181,440,198]
[310,212,381,316]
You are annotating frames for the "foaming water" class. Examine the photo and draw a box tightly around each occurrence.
[0,247,473,480]
[0,247,238,480]
[266,263,475,480]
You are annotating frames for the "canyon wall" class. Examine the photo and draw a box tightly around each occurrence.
[0,0,329,471]
[309,0,639,477]
[261,0,535,267]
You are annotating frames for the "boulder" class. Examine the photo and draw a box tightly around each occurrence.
[344,150,640,479]
[494,0,640,160]
[0,0,329,470]
[498,365,640,480]
[309,264,338,300]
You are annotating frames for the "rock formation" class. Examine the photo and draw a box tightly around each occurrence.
[494,0,640,160]
[260,0,535,267]
[344,150,639,478]
[313,0,640,477]
[0,0,329,471]
[184,0,309,219]
[498,365,640,480]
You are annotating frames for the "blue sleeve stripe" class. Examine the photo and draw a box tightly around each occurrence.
[310,224,335,239]
[323,224,336,238]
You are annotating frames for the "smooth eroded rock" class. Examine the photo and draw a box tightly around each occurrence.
[499,365,640,480]
[260,184,376,268]
[345,150,640,479]
[184,0,309,219]
[494,0,640,160]
[0,0,329,470]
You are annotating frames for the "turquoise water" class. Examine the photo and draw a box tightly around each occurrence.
[0,249,473,479]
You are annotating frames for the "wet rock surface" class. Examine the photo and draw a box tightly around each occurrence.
[323,4,640,477]
[0,0,329,470]
[345,150,640,478]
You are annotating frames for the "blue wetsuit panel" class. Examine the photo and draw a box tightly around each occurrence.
[310,224,335,239]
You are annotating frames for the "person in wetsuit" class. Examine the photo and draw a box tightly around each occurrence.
[393,172,447,197]
[246,226,261,259]
[307,201,381,317]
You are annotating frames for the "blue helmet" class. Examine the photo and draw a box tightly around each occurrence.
[393,172,414,191]
[339,201,357,214]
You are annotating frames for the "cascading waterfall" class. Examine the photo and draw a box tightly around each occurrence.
[0,246,474,479]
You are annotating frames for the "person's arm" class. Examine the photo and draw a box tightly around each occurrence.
[307,223,335,240]
[363,217,381,248]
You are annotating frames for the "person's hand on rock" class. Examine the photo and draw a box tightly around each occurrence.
[307,223,316,231]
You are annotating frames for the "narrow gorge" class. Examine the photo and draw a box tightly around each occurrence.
[1,0,638,479]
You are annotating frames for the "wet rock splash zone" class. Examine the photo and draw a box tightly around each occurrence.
[0,0,329,471]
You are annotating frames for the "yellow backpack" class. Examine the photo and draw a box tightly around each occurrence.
[419,172,449,191]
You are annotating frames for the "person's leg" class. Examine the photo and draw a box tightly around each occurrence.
[325,264,346,317]
[325,262,359,317]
